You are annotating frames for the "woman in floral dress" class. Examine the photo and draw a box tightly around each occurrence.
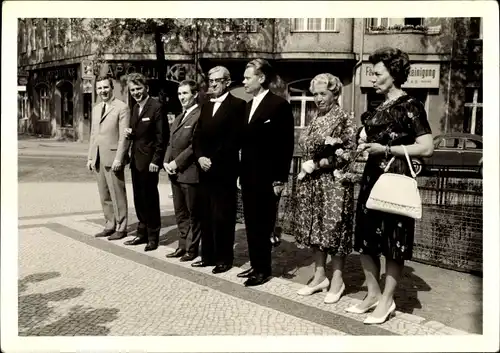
[348,47,434,325]
[286,73,357,304]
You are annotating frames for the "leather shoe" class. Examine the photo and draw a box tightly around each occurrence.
[191,260,215,268]
[244,273,271,287]
[124,236,147,246]
[237,267,255,278]
[95,229,115,238]
[180,253,198,262]
[108,231,127,240]
[144,242,158,252]
[212,264,232,274]
[166,248,186,258]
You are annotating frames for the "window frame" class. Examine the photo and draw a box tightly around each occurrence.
[36,84,51,121]
[290,18,338,32]
[464,87,483,135]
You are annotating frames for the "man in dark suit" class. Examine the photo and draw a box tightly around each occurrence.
[192,66,246,274]
[238,59,295,286]
[123,73,169,252]
[164,80,202,262]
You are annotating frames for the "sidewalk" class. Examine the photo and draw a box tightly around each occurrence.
[16,137,483,335]
[18,137,89,158]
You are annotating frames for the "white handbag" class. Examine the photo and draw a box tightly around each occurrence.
[366,145,422,219]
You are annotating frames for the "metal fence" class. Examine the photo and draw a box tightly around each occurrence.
[236,156,483,274]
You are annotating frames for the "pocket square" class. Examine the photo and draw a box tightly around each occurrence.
[184,125,192,128]
[264,119,271,124]
[141,117,150,121]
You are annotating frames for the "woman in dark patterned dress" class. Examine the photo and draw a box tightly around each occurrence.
[348,47,434,324]
[286,73,357,304]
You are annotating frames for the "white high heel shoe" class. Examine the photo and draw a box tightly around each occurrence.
[363,301,396,325]
[324,282,345,304]
[297,278,330,296]
[345,300,379,314]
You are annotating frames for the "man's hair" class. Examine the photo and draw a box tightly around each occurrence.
[95,75,114,89]
[246,58,275,89]
[126,73,148,87]
[208,66,231,81]
[179,79,199,94]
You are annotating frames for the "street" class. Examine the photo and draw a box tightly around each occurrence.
[14,140,482,339]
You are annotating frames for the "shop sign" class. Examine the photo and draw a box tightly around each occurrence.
[82,79,93,93]
[33,67,78,85]
[361,63,440,88]
[82,60,94,79]
[103,62,196,82]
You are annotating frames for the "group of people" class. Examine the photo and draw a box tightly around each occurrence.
[87,47,434,325]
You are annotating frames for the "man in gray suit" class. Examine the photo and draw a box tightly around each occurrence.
[87,75,130,240]
[164,80,202,262]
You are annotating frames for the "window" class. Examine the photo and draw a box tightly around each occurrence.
[437,138,461,149]
[464,87,483,135]
[18,91,29,119]
[30,19,36,51]
[470,18,482,39]
[36,84,50,120]
[19,20,27,53]
[224,19,258,33]
[465,139,482,150]
[42,19,48,48]
[54,18,60,45]
[291,18,337,32]
[366,18,425,30]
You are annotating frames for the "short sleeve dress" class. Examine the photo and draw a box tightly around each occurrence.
[354,94,432,261]
[285,105,357,255]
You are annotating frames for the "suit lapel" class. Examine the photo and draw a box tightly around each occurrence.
[99,100,115,124]
[248,91,272,125]
[173,107,198,135]
[212,94,232,121]
[139,97,152,120]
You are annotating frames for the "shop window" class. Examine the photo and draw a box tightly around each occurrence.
[291,18,337,32]
[59,81,74,127]
[18,91,29,120]
[36,84,50,120]
[464,87,483,135]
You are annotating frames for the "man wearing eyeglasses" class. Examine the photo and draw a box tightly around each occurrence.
[192,66,246,274]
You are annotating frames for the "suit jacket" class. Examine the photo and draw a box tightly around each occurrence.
[193,93,246,181]
[129,96,169,172]
[240,91,295,185]
[88,97,130,168]
[164,105,201,184]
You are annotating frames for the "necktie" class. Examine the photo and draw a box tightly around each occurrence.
[180,110,187,124]
[101,103,106,118]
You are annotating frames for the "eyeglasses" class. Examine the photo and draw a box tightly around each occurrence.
[208,78,227,84]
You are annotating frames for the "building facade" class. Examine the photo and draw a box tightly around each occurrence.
[18,17,482,144]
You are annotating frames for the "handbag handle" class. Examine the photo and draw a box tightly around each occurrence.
[383,145,417,178]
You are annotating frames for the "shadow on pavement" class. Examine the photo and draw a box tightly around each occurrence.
[18,272,120,336]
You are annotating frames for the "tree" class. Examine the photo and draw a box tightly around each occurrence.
[81,18,267,104]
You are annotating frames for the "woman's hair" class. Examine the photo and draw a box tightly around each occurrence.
[309,73,343,98]
[369,47,411,88]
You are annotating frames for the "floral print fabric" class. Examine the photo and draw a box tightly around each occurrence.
[354,94,432,261]
[284,105,357,255]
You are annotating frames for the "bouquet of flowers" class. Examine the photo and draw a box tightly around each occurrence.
[298,136,352,181]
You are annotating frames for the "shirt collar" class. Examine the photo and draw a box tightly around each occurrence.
[138,96,149,109]
[253,89,269,104]
[212,92,229,103]
[184,103,198,116]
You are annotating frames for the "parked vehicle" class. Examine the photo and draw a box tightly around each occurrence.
[412,133,483,176]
